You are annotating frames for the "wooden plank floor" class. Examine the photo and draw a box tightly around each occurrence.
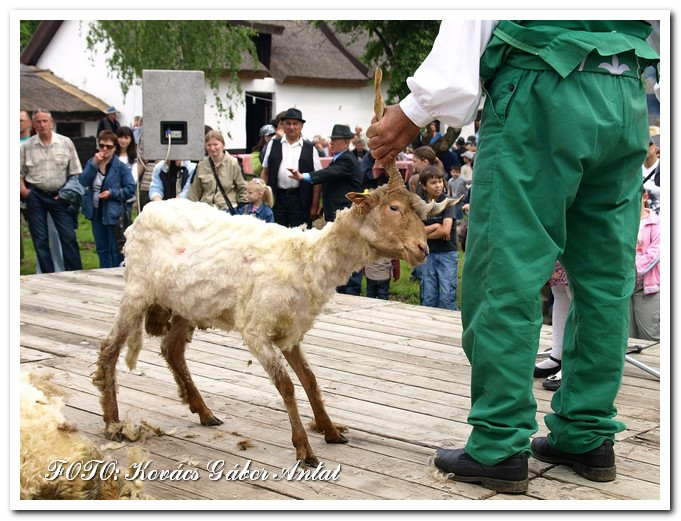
[19,268,662,504]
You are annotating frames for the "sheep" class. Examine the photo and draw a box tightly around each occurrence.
[92,70,461,467]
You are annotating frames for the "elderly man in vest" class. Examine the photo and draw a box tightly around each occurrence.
[368,20,659,493]
[288,123,364,294]
[261,108,322,228]
[20,109,84,272]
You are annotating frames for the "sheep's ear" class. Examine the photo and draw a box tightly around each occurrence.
[346,191,372,208]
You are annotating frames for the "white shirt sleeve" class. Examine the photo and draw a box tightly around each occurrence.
[261,140,273,168]
[399,20,499,128]
[148,161,167,200]
[312,146,322,171]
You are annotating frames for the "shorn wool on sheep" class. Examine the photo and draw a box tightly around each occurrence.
[93,69,461,467]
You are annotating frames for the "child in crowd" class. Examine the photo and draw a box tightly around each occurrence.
[237,178,275,223]
[448,165,467,221]
[534,261,572,391]
[419,165,459,310]
[629,188,660,340]
[364,259,400,300]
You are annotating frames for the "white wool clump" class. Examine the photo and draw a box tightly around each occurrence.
[20,372,151,500]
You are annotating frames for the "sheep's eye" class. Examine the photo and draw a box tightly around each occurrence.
[389,205,400,212]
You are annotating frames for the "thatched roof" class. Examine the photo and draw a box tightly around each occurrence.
[20,64,110,120]
[265,20,370,85]
[22,20,377,88]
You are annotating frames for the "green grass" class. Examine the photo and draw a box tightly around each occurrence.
[361,251,465,308]
[20,212,132,275]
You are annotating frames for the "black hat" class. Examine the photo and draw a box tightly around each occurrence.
[282,108,305,123]
[329,124,354,139]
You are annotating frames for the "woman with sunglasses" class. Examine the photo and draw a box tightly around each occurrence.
[79,130,136,268]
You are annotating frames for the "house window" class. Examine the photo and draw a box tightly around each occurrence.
[56,121,83,138]
[245,92,273,152]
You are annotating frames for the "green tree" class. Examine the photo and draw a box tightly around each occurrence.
[85,21,257,120]
[328,20,441,104]
[20,20,41,51]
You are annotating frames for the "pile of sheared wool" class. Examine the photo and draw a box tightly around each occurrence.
[20,372,151,500]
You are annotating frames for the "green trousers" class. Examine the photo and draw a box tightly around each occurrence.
[461,63,649,466]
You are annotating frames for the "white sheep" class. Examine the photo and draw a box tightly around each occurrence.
[93,70,459,466]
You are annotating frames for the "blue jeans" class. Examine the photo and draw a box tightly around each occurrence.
[337,270,363,295]
[420,250,459,310]
[366,278,390,299]
[91,211,123,268]
[24,189,82,272]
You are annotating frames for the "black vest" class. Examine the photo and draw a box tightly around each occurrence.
[266,138,315,210]
[160,163,190,200]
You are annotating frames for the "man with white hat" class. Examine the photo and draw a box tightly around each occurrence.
[97,106,120,136]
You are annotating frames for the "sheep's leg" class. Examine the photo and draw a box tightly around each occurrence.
[283,344,348,444]
[160,315,223,427]
[92,305,140,437]
[250,343,319,466]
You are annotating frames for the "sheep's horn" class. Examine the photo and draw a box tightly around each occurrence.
[428,194,465,216]
[373,68,404,190]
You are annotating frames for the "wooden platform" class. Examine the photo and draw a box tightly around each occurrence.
[18,268,663,505]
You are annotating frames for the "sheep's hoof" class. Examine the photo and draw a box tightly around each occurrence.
[326,432,349,444]
[104,428,124,442]
[304,456,320,468]
[201,416,223,427]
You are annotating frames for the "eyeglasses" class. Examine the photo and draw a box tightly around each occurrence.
[99,143,115,150]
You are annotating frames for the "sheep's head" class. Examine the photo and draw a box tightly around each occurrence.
[345,67,463,266]
[346,187,426,266]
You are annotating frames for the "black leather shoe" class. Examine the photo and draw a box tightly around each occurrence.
[534,356,561,378]
[434,448,529,493]
[531,437,616,482]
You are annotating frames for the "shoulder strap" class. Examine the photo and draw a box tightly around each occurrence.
[209,158,236,215]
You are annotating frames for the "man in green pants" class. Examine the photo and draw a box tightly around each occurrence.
[367,20,659,493]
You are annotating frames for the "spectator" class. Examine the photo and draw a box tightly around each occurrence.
[453,136,467,164]
[435,139,461,179]
[78,130,136,268]
[261,108,322,228]
[135,132,156,212]
[428,120,443,145]
[466,135,477,152]
[366,20,658,491]
[131,115,142,143]
[116,126,138,211]
[351,138,367,160]
[534,262,572,391]
[149,160,196,202]
[448,165,467,220]
[271,111,287,138]
[313,135,327,157]
[20,109,64,273]
[20,110,32,142]
[187,130,248,213]
[460,150,475,188]
[251,124,277,177]
[20,109,83,272]
[97,106,120,136]
[642,126,660,214]
[364,258,400,300]
[629,187,660,341]
[419,165,459,310]
[236,178,275,223]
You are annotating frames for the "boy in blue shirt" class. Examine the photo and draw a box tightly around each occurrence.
[419,165,459,310]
